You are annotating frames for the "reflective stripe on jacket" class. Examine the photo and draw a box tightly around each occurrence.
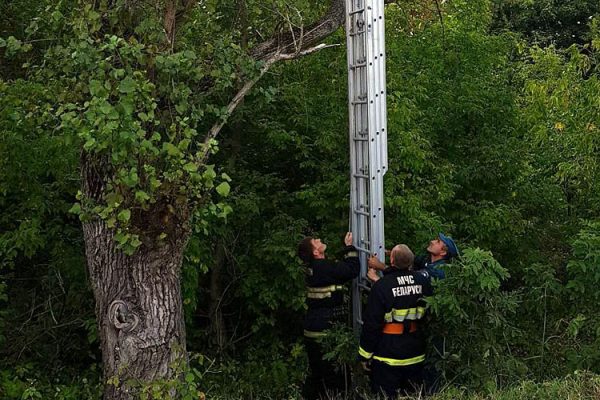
[358,268,432,365]
[303,246,360,335]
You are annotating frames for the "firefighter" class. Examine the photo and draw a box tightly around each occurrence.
[297,232,360,400]
[359,244,433,397]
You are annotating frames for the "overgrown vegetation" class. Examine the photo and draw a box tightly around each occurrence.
[2,0,600,398]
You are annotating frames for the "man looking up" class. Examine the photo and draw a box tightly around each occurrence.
[413,233,459,280]
[359,244,432,397]
[297,232,359,400]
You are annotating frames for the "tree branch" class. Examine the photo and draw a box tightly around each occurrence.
[250,0,345,61]
[199,43,340,163]
[198,0,397,163]
[164,0,196,47]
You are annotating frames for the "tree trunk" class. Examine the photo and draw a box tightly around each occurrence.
[82,157,190,399]
[208,243,227,352]
[83,220,189,399]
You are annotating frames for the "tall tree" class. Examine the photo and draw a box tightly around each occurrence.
[2,0,346,398]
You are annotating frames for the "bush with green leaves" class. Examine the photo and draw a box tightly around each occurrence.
[427,248,522,390]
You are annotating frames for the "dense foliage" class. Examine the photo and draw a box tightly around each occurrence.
[2,0,600,398]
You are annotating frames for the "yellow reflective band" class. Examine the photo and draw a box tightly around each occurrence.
[304,330,327,339]
[392,308,408,322]
[307,285,344,293]
[306,292,332,299]
[346,251,358,258]
[373,354,425,366]
[358,346,373,359]
[307,285,345,299]
[384,312,393,322]
[389,307,425,322]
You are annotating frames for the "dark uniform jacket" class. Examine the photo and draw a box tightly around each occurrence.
[303,246,360,336]
[359,267,433,366]
[414,254,447,280]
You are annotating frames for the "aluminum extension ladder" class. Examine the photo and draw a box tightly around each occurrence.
[344,0,388,334]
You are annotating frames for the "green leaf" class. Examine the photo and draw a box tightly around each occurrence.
[89,80,104,97]
[183,162,198,172]
[120,98,135,115]
[216,182,230,197]
[119,77,136,93]
[163,142,180,157]
[69,203,82,214]
[221,173,232,182]
[117,209,131,222]
[114,232,129,245]
[135,190,151,202]
[122,169,139,188]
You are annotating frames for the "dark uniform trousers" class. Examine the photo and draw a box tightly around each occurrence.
[370,360,424,397]
[303,337,350,400]
[414,254,448,394]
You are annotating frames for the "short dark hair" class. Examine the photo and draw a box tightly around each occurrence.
[391,244,414,270]
[297,237,314,264]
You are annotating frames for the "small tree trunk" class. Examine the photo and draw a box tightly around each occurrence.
[208,243,227,351]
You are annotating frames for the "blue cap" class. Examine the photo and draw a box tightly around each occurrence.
[439,233,459,259]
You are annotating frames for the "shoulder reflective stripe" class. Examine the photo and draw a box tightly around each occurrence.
[306,292,332,299]
[416,306,425,319]
[304,330,327,338]
[358,346,373,359]
[373,354,425,366]
[345,251,358,258]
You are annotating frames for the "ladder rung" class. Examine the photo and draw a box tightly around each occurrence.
[350,62,367,69]
[353,173,368,179]
[350,30,366,37]
[352,100,367,105]
[354,209,369,216]
[358,282,371,291]
[353,137,368,141]
[349,8,365,15]
[354,246,370,253]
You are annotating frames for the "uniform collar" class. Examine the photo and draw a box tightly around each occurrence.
[426,258,446,268]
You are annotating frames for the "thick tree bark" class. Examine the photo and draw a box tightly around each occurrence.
[82,156,190,399]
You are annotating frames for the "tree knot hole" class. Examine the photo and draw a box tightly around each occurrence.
[109,300,140,333]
